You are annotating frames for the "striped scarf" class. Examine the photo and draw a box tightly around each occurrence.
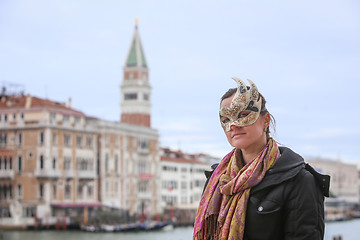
[193,138,280,240]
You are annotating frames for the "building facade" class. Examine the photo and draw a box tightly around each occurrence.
[95,22,161,217]
[0,95,99,228]
[306,158,359,203]
[0,23,161,228]
[160,148,211,223]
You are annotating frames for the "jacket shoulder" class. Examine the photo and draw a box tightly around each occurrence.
[305,163,330,197]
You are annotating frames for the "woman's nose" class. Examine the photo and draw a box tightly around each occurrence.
[230,124,241,131]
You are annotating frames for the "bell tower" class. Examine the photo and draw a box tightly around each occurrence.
[120,20,151,127]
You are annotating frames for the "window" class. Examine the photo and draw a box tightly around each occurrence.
[87,185,93,198]
[21,113,24,119]
[77,185,83,199]
[3,185,7,199]
[140,139,149,150]
[50,113,56,121]
[3,133,7,145]
[53,183,56,199]
[77,158,88,170]
[0,157,1,169]
[64,134,71,147]
[40,155,44,169]
[115,181,119,193]
[9,184,12,199]
[162,165,177,172]
[18,184,22,198]
[63,115,69,122]
[22,206,35,218]
[138,182,147,193]
[115,154,119,174]
[143,93,149,101]
[86,136,93,149]
[4,157,7,169]
[39,184,43,198]
[13,113,16,120]
[138,160,146,174]
[105,134,109,145]
[9,157,12,170]
[39,131,44,145]
[52,132,57,145]
[4,114,7,122]
[18,132,22,145]
[105,154,109,173]
[76,135,83,148]
[74,117,80,124]
[18,156,22,172]
[65,183,71,199]
[52,157,56,169]
[64,157,71,170]
[195,180,201,187]
[124,93,137,100]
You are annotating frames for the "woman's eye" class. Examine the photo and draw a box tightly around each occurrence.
[238,111,250,118]
[221,117,230,124]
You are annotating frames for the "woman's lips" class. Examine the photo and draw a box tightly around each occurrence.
[232,132,246,138]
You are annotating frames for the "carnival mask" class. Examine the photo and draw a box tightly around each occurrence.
[219,77,262,132]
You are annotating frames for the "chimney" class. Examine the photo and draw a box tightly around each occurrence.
[25,94,32,109]
[68,97,72,108]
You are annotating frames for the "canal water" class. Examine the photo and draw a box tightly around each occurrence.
[2,219,359,240]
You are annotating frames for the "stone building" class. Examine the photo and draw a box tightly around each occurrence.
[160,147,211,223]
[0,23,161,228]
[0,95,99,228]
[306,158,359,203]
[93,22,161,218]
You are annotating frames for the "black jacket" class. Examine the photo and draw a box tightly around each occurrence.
[204,147,330,240]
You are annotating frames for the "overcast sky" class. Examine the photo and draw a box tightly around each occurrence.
[0,0,359,164]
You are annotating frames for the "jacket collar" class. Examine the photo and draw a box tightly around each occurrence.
[250,147,305,194]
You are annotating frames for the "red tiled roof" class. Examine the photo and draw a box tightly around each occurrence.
[0,95,85,116]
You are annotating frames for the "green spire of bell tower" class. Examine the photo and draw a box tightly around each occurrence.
[125,20,148,68]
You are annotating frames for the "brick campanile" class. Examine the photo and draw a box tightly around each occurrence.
[120,21,151,127]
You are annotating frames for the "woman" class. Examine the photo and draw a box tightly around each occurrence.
[193,77,330,240]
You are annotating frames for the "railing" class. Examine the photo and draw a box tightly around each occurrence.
[34,169,62,178]
[77,170,97,179]
[0,169,14,179]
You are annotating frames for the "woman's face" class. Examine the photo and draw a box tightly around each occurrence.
[220,95,269,150]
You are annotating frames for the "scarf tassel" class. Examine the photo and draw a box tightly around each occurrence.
[195,214,219,240]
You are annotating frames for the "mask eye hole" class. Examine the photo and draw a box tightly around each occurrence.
[238,111,250,119]
[220,116,230,124]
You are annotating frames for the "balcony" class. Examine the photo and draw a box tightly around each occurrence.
[0,169,14,179]
[34,168,62,178]
[64,169,75,178]
[77,170,97,179]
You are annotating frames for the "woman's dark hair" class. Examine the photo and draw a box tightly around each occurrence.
[220,88,276,141]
